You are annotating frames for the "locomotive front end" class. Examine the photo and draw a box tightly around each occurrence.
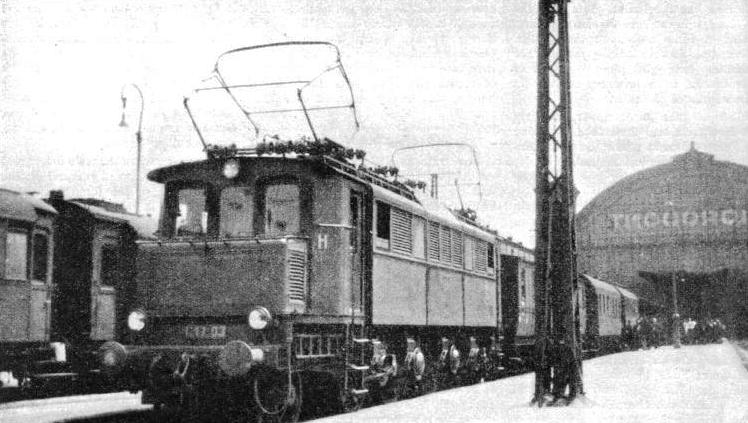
[102,158,310,415]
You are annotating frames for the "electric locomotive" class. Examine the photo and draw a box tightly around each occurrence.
[100,140,511,419]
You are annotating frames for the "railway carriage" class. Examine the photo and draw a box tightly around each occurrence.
[0,189,56,383]
[45,192,156,378]
[0,188,156,390]
[579,274,624,352]
[498,241,535,364]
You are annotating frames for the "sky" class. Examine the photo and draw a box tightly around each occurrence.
[1,0,746,247]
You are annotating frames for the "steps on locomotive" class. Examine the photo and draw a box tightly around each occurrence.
[344,325,371,398]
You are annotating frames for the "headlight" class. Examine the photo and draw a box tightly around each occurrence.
[248,306,272,330]
[222,159,240,179]
[127,309,147,331]
[98,341,127,373]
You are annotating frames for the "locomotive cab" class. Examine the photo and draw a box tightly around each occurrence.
[108,153,373,415]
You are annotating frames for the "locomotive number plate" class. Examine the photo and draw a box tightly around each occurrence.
[184,324,227,339]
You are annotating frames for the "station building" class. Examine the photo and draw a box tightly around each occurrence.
[576,145,748,336]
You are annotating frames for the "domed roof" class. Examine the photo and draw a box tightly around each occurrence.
[579,144,748,219]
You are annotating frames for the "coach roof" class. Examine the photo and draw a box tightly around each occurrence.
[0,189,57,222]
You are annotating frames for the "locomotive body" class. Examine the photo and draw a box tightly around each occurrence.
[101,151,505,418]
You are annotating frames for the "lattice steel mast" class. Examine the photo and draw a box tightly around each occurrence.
[532,0,584,406]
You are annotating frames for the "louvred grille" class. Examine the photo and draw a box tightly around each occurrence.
[287,248,307,303]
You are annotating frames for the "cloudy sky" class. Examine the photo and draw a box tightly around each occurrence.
[1,0,746,246]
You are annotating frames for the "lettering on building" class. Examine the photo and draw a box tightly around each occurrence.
[610,209,747,232]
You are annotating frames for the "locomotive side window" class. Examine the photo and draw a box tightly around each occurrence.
[375,201,390,250]
[220,186,254,237]
[463,236,475,270]
[412,217,426,259]
[451,230,463,268]
[428,222,440,261]
[390,207,412,255]
[31,232,49,282]
[487,242,495,273]
[263,184,299,237]
[4,230,28,280]
[439,225,452,264]
[176,188,207,236]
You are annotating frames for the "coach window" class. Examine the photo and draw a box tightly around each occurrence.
[100,245,119,288]
[4,230,28,280]
[220,186,254,237]
[375,201,390,250]
[175,187,208,236]
[262,183,299,237]
[31,232,49,282]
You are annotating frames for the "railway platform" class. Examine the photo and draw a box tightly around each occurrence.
[314,341,748,423]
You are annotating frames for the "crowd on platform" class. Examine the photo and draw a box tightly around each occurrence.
[621,316,727,350]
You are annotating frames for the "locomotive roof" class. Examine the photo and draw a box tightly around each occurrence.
[370,183,495,241]
[70,201,158,239]
[0,188,57,222]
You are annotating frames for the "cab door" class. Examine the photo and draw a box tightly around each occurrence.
[90,237,118,340]
[349,191,364,315]
[28,230,53,341]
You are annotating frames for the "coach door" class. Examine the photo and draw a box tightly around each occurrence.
[29,230,52,341]
[349,191,364,315]
[90,240,118,340]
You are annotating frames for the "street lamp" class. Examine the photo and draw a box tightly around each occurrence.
[119,84,144,215]
[671,273,681,349]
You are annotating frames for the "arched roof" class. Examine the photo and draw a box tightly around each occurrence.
[578,146,748,220]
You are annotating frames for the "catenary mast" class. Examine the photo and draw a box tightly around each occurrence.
[532,0,584,405]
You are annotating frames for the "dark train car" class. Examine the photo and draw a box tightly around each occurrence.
[579,274,624,352]
[498,240,535,361]
[0,189,57,383]
[45,191,157,374]
[98,146,505,420]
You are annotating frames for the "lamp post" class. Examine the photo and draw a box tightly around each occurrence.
[119,84,144,215]
[672,273,681,348]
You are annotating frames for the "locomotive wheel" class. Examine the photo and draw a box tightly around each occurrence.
[247,371,302,423]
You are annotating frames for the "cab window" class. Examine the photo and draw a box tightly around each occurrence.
[175,188,207,236]
[32,232,49,282]
[262,183,299,237]
[4,230,28,280]
[220,186,254,237]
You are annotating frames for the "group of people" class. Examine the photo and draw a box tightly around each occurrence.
[681,317,727,345]
[624,316,727,349]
